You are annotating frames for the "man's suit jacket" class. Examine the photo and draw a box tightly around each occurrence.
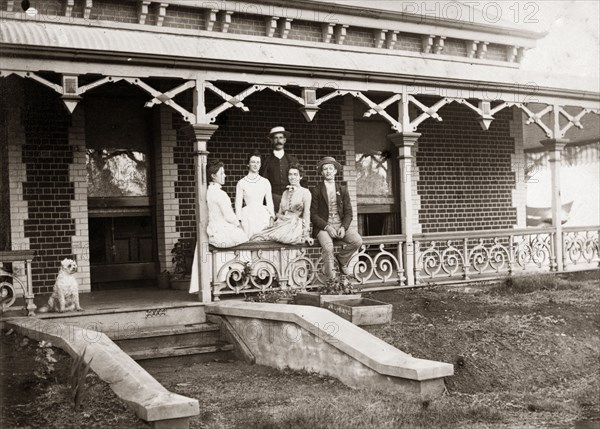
[259,152,299,195]
[310,181,353,238]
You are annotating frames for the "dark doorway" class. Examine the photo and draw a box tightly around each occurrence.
[85,88,157,290]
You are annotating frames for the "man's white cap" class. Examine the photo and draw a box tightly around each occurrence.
[268,126,291,138]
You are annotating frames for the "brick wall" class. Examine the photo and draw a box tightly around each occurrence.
[90,0,137,24]
[68,107,91,292]
[20,83,77,293]
[444,38,467,57]
[288,20,322,42]
[486,43,507,61]
[164,5,205,30]
[510,108,527,227]
[345,27,375,48]
[416,101,518,233]
[155,106,180,272]
[171,88,347,240]
[5,79,30,289]
[0,105,9,251]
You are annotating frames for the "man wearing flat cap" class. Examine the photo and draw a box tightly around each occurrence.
[311,156,363,280]
[260,126,299,212]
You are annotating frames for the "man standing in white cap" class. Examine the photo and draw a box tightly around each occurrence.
[260,126,299,212]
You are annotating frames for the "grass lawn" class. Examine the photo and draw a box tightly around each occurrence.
[1,270,598,428]
[144,270,600,429]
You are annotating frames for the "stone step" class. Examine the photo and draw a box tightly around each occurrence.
[111,323,223,353]
[128,343,234,361]
[29,303,206,332]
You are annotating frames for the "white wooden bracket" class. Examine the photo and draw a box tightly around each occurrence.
[335,24,348,45]
[375,30,387,49]
[138,1,151,25]
[466,41,478,58]
[557,106,600,137]
[83,0,93,19]
[65,0,75,18]
[279,18,293,39]
[422,35,434,54]
[125,78,196,123]
[353,92,402,131]
[220,10,233,33]
[205,9,218,31]
[386,31,399,49]
[519,104,554,137]
[454,99,515,130]
[476,42,488,59]
[406,95,452,131]
[157,3,168,26]
[266,17,278,37]
[322,23,334,43]
[433,36,446,54]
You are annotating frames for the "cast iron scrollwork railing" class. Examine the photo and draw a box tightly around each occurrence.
[562,227,600,268]
[0,250,37,316]
[209,236,407,300]
[209,227,599,298]
[415,228,559,284]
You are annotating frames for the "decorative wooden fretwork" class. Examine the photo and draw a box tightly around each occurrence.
[519,103,554,137]
[454,99,515,130]
[556,106,598,137]
[404,95,451,132]
[355,92,403,131]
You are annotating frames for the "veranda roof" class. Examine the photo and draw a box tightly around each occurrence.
[1,18,598,98]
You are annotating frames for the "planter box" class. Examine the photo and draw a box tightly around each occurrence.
[325,298,393,326]
[294,292,362,307]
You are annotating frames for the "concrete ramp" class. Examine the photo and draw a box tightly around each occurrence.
[206,301,453,400]
[8,318,199,429]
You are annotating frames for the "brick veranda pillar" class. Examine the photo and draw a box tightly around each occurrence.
[388,132,421,286]
[183,123,218,302]
[540,138,568,271]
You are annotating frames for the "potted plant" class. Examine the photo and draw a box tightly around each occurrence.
[170,239,194,290]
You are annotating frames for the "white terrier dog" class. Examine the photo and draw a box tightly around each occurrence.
[38,258,83,313]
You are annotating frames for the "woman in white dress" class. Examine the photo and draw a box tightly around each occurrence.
[235,151,275,237]
[206,161,249,248]
[251,164,314,245]
[190,160,248,294]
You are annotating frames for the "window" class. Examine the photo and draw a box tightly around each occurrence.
[354,110,400,236]
[86,149,148,197]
